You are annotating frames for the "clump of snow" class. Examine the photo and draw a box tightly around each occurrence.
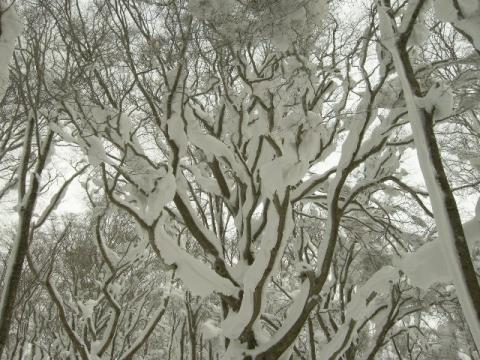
[251,281,310,356]
[202,319,223,340]
[346,266,399,320]
[48,121,77,143]
[155,223,239,298]
[259,154,308,198]
[117,113,132,143]
[298,127,321,162]
[469,156,480,171]
[143,172,175,224]
[187,125,249,183]
[224,340,248,360]
[167,114,187,157]
[374,77,402,109]
[394,239,451,289]
[86,136,109,166]
[223,200,294,342]
[398,0,431,46]
[414,82,454,120]
[434,0,480,49]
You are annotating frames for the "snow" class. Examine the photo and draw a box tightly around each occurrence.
[249,281,310,357]
[48,121,77,143]
[143,172,175,224]
[435,0,464,22]
[191,165,222,196]
[228,262,248,284]
[187,126,249,183]
[374,77,401,109]
[86,136,109,166]
[4,2,480,358]
[268,0,327,52]
[167,114,187,157]
[0,5,22,100]
[394,239,451,289]
[398,0,430,46]
[414,82,454,120]
[174,189,223,253]
[259,155,308,198]
[311,280,395,360]
[223,340,248,360]
[434,0,480,49]
[458,17,480,49]
[346,266,398,320]
[222,199,294,343]
[463,197,480,251]
[315,321,355,360]
[356,110,402,164]
[298,129,321,163]
[118,113,132,143]
[202,319,223,340]
[154,222,239,298]
[458,352,474,360]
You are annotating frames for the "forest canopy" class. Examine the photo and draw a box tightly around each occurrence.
[1,0,480,359]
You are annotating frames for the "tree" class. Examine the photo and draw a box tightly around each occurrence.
[377,0,480,349]
[1,0,480,359]
[0,3,84,354]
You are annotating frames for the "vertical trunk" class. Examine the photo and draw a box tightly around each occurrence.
[378,2,480,350]
[167,320,177,360]
[0,125,52,356]
[220,299,230,351]
[189,328,196,360]
[17,341,24,360]
[143,340,148,357]
[208,340,213,360]
[0,119,34,356]
[180,319,186,360]
[186,299,197,360]
[307,317,316,360]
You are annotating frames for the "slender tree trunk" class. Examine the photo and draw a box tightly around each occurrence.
[378,2,480,350]
[180,319,186,360]
[167,319,177,360]
[307,317,316,360]
[0,122,52,356]
[208,340,213,360]
[0,119,34,357]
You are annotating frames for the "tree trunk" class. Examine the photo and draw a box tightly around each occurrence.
[378,2,480,350]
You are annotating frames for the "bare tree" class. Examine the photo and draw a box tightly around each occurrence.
[2,0,480,359]
[0,4,84,354]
